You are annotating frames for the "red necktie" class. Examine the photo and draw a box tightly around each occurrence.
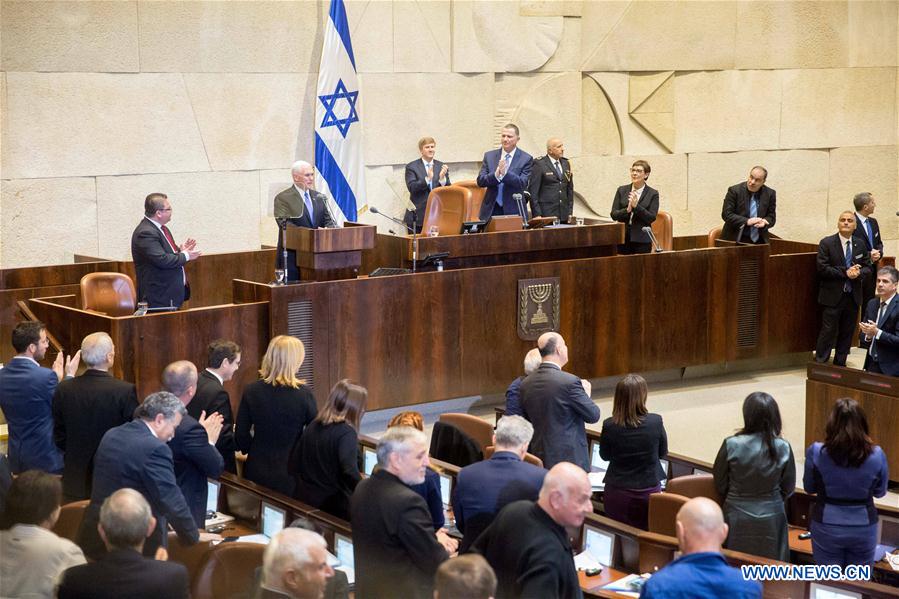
[161,225,188,286]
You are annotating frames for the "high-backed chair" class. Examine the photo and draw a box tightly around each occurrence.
[191,541,265,599]
[454,180,486,221]
[708,226,723,247]
[647,492,690,537]
[420,186,467,236]
[651,210,673,251]
[52,499,90,542]
[665,474,722,504]
[80,272,137,316]
[437,413,494,453]
[484,445,544,467]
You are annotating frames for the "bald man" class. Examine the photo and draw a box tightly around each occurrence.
[640,497,762,598]
[520,332,599,471]
[473,463,591,599]
[528,138,573,222]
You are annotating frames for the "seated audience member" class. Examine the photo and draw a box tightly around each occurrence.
[0,471,86,598]
[350,426,450,599]
[387,411,445,530]
[293,380,367,519]
[52,332,138,501]
[609,160,659,254]
[236,335,317,496]
[190,339,241,473]
[58,488,190,599]
[504,348,541,417]
[163,360,225,527]
[520,332,600,471]
[639,497,762,598]
[860,266,899,376]
[434,554,497,599]
[713,392,795,561]
[600,373,668,530]
[453,415,546,552]
[472,463,591,599]
[256,528,334,599]
[803,398,889,567]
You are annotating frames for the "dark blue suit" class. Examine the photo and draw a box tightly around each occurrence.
[169,414,224,528]
[477,147,533,221]
[0,357,63,473]
[860,295,899,376]
[77,420,199,560]
[453,451,546,552]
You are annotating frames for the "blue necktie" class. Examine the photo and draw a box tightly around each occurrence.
[865,219,874,248]
[426,163,433,190]
[496,153,511,208]
[749,194,759,243]
[303,190,314,224]
[844,240,852,292]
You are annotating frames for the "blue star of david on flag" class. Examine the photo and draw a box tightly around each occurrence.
[318,79,359,139]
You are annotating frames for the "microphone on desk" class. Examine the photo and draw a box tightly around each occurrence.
[512,193,528,227]
[369,206,413,233]
[642,226,663,253]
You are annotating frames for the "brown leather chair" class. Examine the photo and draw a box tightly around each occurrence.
[438,413,494,453]
[191,541,265,599]
[486,215,523,232]
[665,474,722,504]
[708,226,723,247]
[647,492,690,537]
[651,210,673,251]
[52,499,89,542]
[483,445,544,468]
[80,272,137,316]
[454,180,486,221]
[420,186,467,236]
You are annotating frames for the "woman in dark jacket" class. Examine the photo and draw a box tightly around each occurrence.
[609,160,659,255]
[599,373,667,529]
[235,335,316,496]
[803,398,888,567]
[713,392,795,561]
[292,379,368,519]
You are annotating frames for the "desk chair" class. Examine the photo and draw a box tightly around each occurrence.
[651,210,673,251]
[708,226,723,247]
[647,492,689,537]
[80,272,137,316]
[420,186,468,236]
[52,499,90,542]
[665,474,722,504]
[484,445,544,468]
[454,180,486,221]
[438,413,494,452]
[192,541,265,599]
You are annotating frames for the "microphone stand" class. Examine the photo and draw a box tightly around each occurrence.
[371,208,417,273]
[275,217,291,282]
[641,226,663,253]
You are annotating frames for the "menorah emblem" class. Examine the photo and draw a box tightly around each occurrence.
[528,283,552,325]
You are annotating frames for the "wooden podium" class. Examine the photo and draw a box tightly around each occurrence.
[285,222,376,281]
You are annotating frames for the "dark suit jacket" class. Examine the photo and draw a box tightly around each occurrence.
[235,380,317,496]
[477,147,534,220]
[0,357,63,474]
[77,420,199,560]
[609,184,659,244]
[350,469,448,599]
[131,217,189,308]
[273,186,337,229]
[190,370,237,473]
[853,214,883,255]
[404,158,450,232]
[720,182,776,243]
[52,369,137,500]
[453,451,547,553]
[520,363,600,472]
[816,233,871,307]
[528,155,573,221]
[472,500,581,599]
[599,413,668,489]
[169,414,224,528]
[292,420,361,520]
[861,296,899,376]
[57,547,189,599]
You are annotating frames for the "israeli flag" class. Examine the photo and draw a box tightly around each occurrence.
[315,0,364,224]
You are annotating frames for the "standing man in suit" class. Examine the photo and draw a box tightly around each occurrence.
[860,266,899,376]
[477,124,533,221]
[520,332,600,471]
[52,332,138,502]
[404,137,450,233]
[131,193,201,309]
[58,489,190,599]
[0,320,79,474]
[815,211,872,366]
[610,160,660,254]
[528,138,573,222]
[720,166,776,244]
[452,415,546,553]
[853,192,883,309]
[190,339,241,473]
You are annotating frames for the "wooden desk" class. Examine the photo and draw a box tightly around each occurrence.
[579,567,632,597]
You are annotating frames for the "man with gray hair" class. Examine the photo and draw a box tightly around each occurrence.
[453,415,547,552]
[504,347,541,417]
[52,332,138,501]
[350,426,449,599]
[256,528,334,599]
[76,392,216,560]
[58,489,190,598]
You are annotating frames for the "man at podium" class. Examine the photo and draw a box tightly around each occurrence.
[274,160,338,281]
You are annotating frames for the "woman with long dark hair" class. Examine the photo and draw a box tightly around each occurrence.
[803,398,888,567]
[713,392,795,561]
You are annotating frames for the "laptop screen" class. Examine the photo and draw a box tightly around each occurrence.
[809,583,861,599]
[590,442,610,472]
[335,534,354,570]
[583,525,615,566]
[363,447,378,476]
[439,473,452,508]
[261,502,286,539]
[206,479,220,514]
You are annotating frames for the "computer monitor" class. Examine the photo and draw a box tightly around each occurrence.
[582,524,615,567]
[206,479,220,514]
[590,442,610,473]
[363,447,378,476]
[439,473,453,508]
[261,502,286,540]
[808,583,861,599]
[335,533,354,570]
[692,467,711,476]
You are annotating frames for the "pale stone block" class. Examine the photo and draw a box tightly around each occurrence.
[848,1,898,67]
[587,73,668,156]
[629,72,674,113]
[0,178,98,268]
[580,1,630,64]
[1,1,139,72]
[452,1,563,73]
[827,146,898,234]
[581,75,621,156]
[581,1,736,71]
[539,17,582,72]
[359,73,494,165]
[687,150,831,243]
[185,74,316,172]
[496,72,582,158]
[780,68,897,149]
[258,169,293,247]
[139,2,319,73]
[95,172,261,261]
[345,0,394,73]
[3,73,209,179]
[393,1,452,73]
[520,1,582,17]
[673,70,782,153]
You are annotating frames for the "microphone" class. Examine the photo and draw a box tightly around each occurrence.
[642,226,663,253]
[512,193,528,226]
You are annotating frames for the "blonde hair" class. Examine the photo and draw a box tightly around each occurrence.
[259,335,306,388]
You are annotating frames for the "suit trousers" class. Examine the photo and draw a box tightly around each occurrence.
[815,292,859,366]
[863,356,883,374]
[810,520,878,568]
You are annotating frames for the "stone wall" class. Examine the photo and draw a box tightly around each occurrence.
[1,0,896,267]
